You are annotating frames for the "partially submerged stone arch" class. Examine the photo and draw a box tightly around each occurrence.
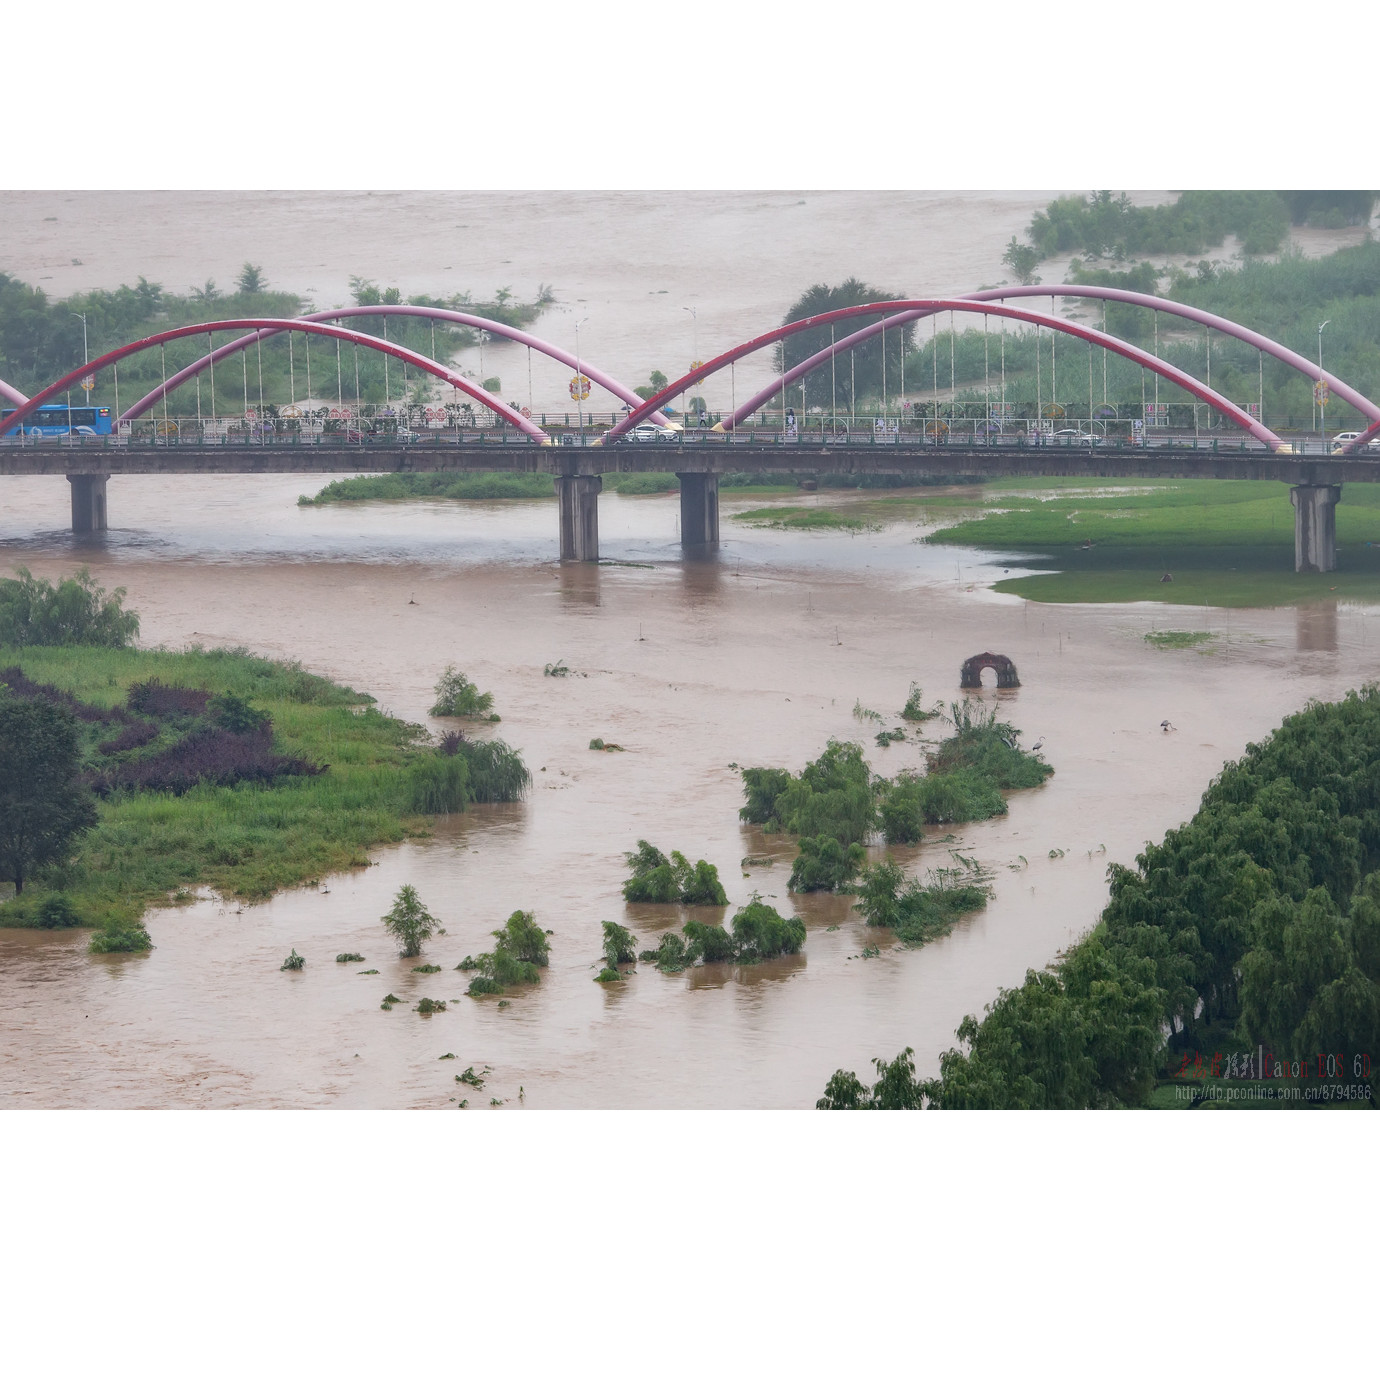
[961,652,1020,689]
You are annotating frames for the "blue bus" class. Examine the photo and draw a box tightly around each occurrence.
[1,403,114,437]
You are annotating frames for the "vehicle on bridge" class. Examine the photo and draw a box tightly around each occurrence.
[1,403,113,437]
[1333,431,1380,454]
[625,421,681,442]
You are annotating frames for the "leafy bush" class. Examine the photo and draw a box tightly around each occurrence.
[731,897,806,960]
[431,665,496,718]
[97,720,160,755]
[740,741,877,847]
[415,997,447,1013]
[335,952,365,963]
[492,910,550,966]
[412,963,442,973]
[683,918,739,964]
[854,860,989,946]
[35,893,81,928]
[209,692,269,734]
[88,919,152,953]
[382,883,440,958]
[601,920,638,969]
[0,567,140,648]
[622,840,727,905]
[87,722,323,796]
[280,948,305,970]
[638,931,695,972]
[126,678,211,718]
[595,967,624,982]
[817,1049,926,1110]
[929,702,1052,791]
[879,769,1007,841]
[789,835,866,893]
[465,910,549,995]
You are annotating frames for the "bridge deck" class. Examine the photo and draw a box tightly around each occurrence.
[2,437,1377,485]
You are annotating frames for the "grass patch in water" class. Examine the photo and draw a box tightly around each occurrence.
[1144,630,1217,649]
[916,478,1380,607]
[731,506,878,531]
[300,473,555,503]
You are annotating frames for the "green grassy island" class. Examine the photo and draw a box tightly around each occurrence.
[0,641,528,950]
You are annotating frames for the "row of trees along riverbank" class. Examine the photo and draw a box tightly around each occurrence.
[821,687,1380,1108]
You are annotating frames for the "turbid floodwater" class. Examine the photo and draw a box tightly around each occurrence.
[3,191,1378,1108]
[2,474,1377,1108]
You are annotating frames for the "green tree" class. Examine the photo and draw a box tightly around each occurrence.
[1001,237,1042,285]
[601,920,637,968]
[381,883,440,958]
[0,567,139,648]
[235,263,267,294]
[775,279,914,409]
[0,693,98,893]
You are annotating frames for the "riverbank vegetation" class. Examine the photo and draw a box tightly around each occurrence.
[0,267,554,410]
[908,230,1380,431]
[638,895,805,972]
[822,686,1380,1108]
[458,910,550,996]
[0,630,531,950]
[430,665,496,720]
[622,840,728,905]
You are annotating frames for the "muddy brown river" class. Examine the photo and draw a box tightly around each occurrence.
[1,474,1374,1108]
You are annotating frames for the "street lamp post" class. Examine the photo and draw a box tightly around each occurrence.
[574,317,589,437]
[682,306,697,423]
[71,312,88,424]
[1317,320,1330,448]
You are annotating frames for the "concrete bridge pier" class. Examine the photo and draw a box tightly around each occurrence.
[556,474,601,561]
[678,472,719,546]
[67,474,108,533]
[1290,483,1341,573]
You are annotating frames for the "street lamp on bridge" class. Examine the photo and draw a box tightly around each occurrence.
[574,317,589,436]
[1318,320,1330,447]
[71,312,89,417]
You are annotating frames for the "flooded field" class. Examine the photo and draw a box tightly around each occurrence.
[2,476,1375,1108]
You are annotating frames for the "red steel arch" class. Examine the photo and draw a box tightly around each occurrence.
[122,306,669,426]
[0,319,550,441]
[606,300,1282,449]
[726,285,1380,443]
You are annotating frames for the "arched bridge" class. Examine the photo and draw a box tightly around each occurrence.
[3,293,1378,572]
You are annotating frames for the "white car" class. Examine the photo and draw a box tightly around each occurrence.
[626,422,680,443]
[1049,428,1101,446]
[1333,431,1380,453]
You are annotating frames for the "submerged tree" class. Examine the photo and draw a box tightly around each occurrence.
[381,883,441,958]
[622,840,728,905]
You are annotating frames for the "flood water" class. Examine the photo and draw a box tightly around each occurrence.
[3,475,1377,1108]
[3,191,1378,1108]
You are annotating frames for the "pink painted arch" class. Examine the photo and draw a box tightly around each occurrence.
[0,320,549,441]
[727,284,1380,445]
[0,377,27,408]
[606,300,1283,450]
[122,306,669,428]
